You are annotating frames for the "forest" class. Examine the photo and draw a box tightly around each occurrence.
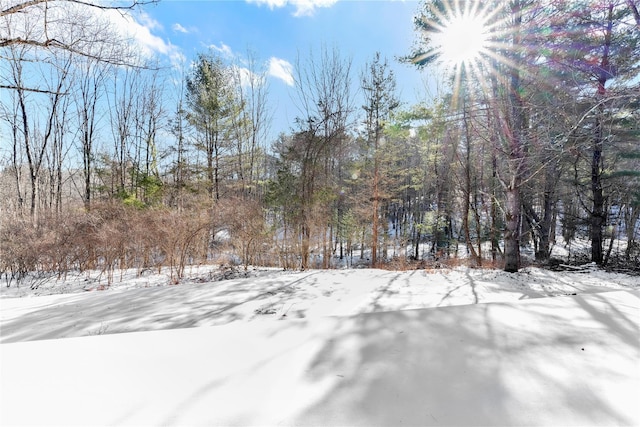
[1,0,639,284]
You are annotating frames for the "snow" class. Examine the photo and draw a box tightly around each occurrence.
[1,266,639,426]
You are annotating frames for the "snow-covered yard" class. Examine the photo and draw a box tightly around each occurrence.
[1,265,639,426]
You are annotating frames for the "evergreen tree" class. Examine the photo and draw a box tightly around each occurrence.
[185,53,240,200]
[360,52,399,266]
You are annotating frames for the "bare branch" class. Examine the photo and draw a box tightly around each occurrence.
[0,36,157,69]
[1,0,155,17]
[1,0,162,84]
[0,84,68,94]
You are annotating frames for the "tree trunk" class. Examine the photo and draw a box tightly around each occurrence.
[371,153,379,267]
[537,183,555,261]
[504,185,521,272]
[301,221,310,270]
[591,115,605,264]
[462,103,479,264]
[591,1,614,265]
[472,191,483,266]
[502,0,526,272]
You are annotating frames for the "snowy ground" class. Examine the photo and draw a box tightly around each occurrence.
[1,265,639,426]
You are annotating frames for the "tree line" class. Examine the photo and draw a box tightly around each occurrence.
[1,0,639,284]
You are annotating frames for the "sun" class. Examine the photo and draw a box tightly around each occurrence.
[410,1,498,73]
[409,1,501,108]
[434,11,490,67]
[437,13,490,66]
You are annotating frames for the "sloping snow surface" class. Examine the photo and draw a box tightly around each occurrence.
[1,267,639,426]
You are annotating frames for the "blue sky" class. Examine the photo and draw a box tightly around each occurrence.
[129,0,435,139]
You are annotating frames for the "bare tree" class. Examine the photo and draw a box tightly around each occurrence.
[168,70,189,212]
[4,40,73,219]
[75,55,108,210]
[292,45,354,269]
[2,72,26,215]
[231,49,271,197]
[1,0,148,78]
[132,68,164,205]
[45,74,72,214]
[108,65,138,198]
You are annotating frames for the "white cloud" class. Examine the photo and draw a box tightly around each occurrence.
[137,11,163,32]
[233,65,265,88]
[210,42,235,58]
[172,23,189,34]
[246,0,338,16]
[106,10,183,66]
[246,0,287,11]
[268,57,294,86]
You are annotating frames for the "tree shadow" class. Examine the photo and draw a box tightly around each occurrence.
[0,271,323,343]
[4,279,637,426]
[290,291,640,426]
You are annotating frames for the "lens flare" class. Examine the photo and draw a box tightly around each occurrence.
[435,10,490,66]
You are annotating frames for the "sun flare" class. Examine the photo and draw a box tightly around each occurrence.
[435,12,490,67]
[409,0,506,108]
